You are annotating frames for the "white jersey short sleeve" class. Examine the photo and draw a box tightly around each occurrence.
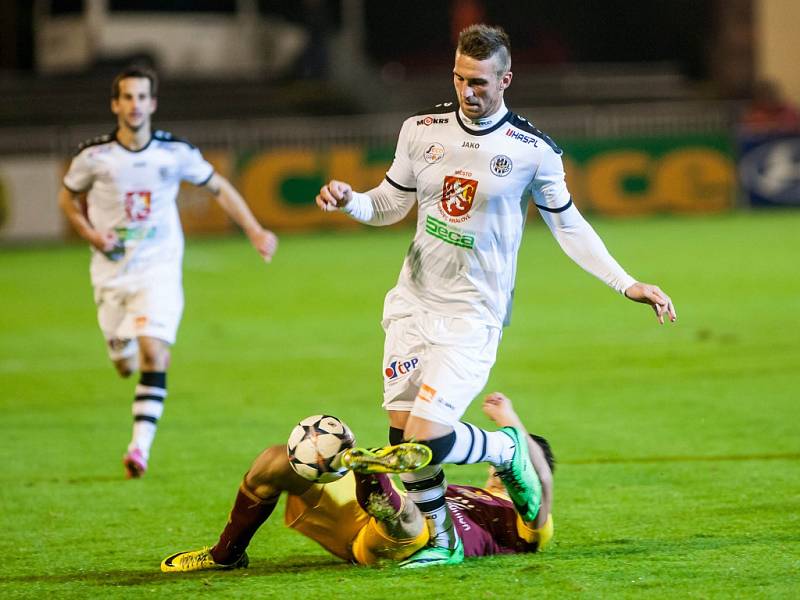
[63,141,99,193]
[174,141,215,186]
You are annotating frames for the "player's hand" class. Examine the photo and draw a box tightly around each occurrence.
[89,229,124,260]
[89,229,119,253]
[624,282,677,324]
[316,180,352,212]
[248,227,278,263]
[482,392,517,427]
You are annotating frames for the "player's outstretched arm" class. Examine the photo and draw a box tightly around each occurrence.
[57,186,120,254]
[205,173,278,262]
[483,392,553,527]
[624,282,677,325]
[482,392,526,432]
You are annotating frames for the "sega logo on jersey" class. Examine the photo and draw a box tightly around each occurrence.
[417,116,449,126]
[505,129,539,145]
[385,357,420,379]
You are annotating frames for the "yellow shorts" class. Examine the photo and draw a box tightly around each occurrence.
[284,472,428,565]
[517,513,554,550]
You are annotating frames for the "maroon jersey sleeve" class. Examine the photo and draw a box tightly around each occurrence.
[445,484,539,557]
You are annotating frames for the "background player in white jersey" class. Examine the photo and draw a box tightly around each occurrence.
[58,66,278,479]
[316,24,676,567]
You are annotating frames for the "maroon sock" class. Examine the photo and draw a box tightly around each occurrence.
[210,482,278,564]
[354,472,404,514]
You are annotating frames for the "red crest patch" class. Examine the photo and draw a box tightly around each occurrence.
[125,191,152,221]
[441,176,478,217]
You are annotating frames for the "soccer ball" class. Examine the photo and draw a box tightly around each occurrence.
[287,415,355,483]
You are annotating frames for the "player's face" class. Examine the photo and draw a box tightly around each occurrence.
[453,51,512,120]
[111,77,157,132]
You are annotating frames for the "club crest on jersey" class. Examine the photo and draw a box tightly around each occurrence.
[424,142,445,164]
[439,175,478,222]
[125,191,152,221]
[385,357,420,380]
[490,155,513,177]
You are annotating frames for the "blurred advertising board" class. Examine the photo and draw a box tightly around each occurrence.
[234,145,397,232]
[0,156,64,242]
[229,134,736,230]
[560,134,735,215]
[0,134,737,243]
[737,134,800,207]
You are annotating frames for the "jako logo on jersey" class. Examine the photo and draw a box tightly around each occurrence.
[440,175,478,218]
[424,142,445,164]
[461,141,480,149]
[125,191,152,221]
[505,129,539,146]
[490,155,513,177]
[384,357,420,379]
[417,116,449,126]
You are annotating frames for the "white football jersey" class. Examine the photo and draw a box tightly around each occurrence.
[63,130,214,287]
[384,101,571,327]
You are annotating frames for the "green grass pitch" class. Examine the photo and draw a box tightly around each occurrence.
[1,212,798,598]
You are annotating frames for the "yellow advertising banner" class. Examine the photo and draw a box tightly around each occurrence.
[562,136,736,215]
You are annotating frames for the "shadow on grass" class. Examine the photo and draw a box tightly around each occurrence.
[0,557,349,588]
[4,534,797,589]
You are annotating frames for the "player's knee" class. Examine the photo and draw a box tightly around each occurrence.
[245,445,290,495]
[113,358,136,378]
[116,365,134,378]
[140,347,169,371]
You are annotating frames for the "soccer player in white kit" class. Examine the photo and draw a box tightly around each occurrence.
[317,25,677,568]
[59,67,278,479]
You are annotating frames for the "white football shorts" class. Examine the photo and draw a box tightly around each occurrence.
[94,270,184,360]
[381,296,501,426]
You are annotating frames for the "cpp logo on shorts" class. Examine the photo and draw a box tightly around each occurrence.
[385,357,420,380]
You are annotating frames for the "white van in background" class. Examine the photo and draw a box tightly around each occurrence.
[33,0,308,78]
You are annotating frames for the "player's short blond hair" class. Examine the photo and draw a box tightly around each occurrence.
[457,24,512,74]
[111,66,159,99]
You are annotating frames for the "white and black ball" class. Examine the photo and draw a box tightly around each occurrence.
[287,415,355,483]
